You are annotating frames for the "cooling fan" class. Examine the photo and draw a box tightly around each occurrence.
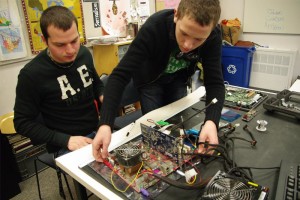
[201,171,269,200]
[115,143,142,167]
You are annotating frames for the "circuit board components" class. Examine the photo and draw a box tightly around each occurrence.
[224,86,268,111]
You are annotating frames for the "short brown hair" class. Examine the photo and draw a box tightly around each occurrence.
[40,6,78,41]
[177,0,221,27]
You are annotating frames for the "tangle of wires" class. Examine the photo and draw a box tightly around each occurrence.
[190,121,279,185]
[173,120,259,188]
[138,98,219,190]
[141,121,279,192]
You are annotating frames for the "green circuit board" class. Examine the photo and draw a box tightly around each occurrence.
[224,86,268,111]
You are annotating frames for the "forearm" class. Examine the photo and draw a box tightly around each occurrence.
[204,82,225,127]
[202,35,225,127]
[14,112,70,147]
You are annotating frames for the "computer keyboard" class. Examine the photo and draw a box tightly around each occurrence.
[275,160,300,200]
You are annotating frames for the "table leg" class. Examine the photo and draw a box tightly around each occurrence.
[73,179,88,200]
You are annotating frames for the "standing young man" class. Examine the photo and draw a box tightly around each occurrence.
[14,6,103,156]
[93,0,225,162]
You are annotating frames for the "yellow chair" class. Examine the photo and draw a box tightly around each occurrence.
[0,112,16,134]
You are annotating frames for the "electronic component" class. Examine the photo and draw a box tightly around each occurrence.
[201,171,269,200]
[275,159,300,200]
[81,118,268,200]
[243,125,257,147]
[141,123,195,163]
[185,128,199,136]
[83,120,197,199]
[83,98,264,199]
[221,108,241,122]
[115,143,142,176]
[87,135,190,196]
[224,86,268,111]
[242,109,258,122]
[185,168,197,183]
[218,123,237,138]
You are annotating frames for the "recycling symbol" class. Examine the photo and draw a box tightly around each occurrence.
[227,65,237,74]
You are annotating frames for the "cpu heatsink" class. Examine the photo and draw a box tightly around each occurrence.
[115,143,141,167]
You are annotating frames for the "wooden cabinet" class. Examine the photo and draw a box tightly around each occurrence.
[92,41,132,76]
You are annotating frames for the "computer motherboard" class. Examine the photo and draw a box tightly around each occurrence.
[81,124,197,200]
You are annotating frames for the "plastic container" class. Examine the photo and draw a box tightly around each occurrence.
[222,46,256,87]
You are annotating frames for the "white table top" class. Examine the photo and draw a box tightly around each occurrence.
[55,86,206,200]
[289,78,300,92]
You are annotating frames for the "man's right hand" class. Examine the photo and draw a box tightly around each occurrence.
[92,125,112,162]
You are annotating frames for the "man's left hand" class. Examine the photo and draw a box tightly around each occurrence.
[67,136,93,151]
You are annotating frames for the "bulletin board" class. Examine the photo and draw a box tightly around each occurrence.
[0,0,96,65]
[243,0,300,34]
[21,0,86,54]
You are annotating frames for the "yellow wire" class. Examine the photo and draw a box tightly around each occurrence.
[184,136,197,149]
[187,175,197,184]
[110,161,144,193]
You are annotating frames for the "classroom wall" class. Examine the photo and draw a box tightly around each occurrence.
[0,61,25,115]
[0,0,299,116]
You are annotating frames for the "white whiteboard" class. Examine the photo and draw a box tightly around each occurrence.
[243,0,300,34]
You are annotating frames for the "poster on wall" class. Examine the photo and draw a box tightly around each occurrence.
[137,0,150,17]
[0,0,27,61]
[100,0,130,37]
[81,0,102,39]
[156,0,180,11]
[21,0,86,54]
[164,0,180,9]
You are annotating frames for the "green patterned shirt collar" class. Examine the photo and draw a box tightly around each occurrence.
[164,47,190,74]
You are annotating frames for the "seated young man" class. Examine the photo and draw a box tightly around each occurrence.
[14,5,103,155]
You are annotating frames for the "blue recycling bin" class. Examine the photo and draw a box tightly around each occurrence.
[222,46,256,87]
